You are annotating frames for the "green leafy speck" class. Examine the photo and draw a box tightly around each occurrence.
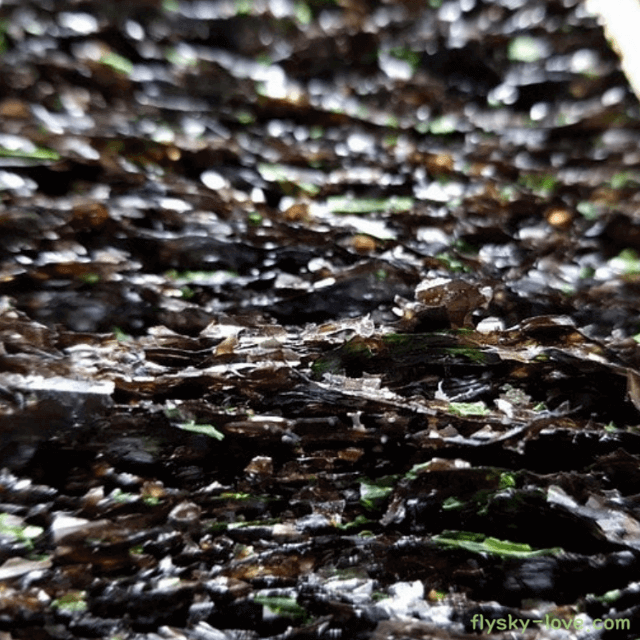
[111,489,136,503]
[333,514,375,531]
[51,591,88,613]
[499,472,516,489]
[405,462,431,479]
[235,0,253,14]
[78,273,100,285]
[508,36,545,63]
[388,47,420,71]
[0,146,60,161]
[433,530,562,558]
[444,347,486,364]
[588,589,621,604]
[610,171,638,189]
[299,182,320,196]
[518,172,558,196]
[611,248,640,275]
[165,47,197,66]
[447,401,490,417]
[295,1,312,25]
[327,196,413,214]
[111,326,131,341]
[436,252,470,273]
[178,420,225,440]
[375,269,388,281]
[0,513,43,550]
[247,212,263,226]
[236,110,255,124]
[359,476,397,511]
[429,115,457,135]
[162,0,179,11]
[442,497,466,511]
[254,595,307,621]
[100,52,134,76]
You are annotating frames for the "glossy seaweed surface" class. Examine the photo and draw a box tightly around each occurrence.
[2,1,640,638]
